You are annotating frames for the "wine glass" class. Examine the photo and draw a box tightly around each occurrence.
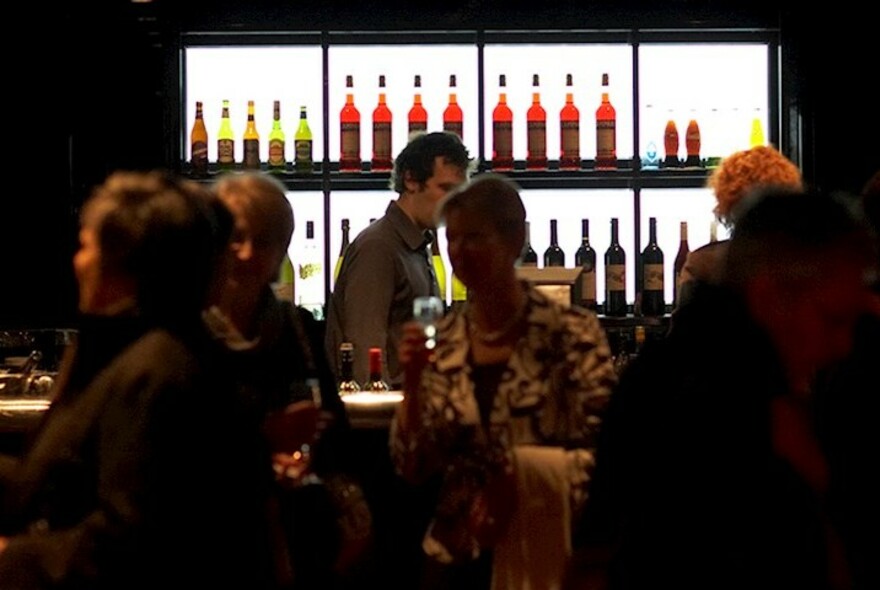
[413,295,445,351]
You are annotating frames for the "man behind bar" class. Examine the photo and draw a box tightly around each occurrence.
[325,131,471,387]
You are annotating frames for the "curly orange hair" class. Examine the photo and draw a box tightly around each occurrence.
[707,145,803,227]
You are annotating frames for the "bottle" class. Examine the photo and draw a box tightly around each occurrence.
[575,219,597,311]
[491,74,514,171]
[272,251,295,305]
[684,109,701,168]
[443,74,463,140]
[451,272,467,312]
[337,342,361,396]
[641,103,660,170]
[663,110,680,168]
[543,219,565,267]
[268,100,286,173]
[298,220,323,319]
[431,235,447,305]
[371,74,393,171]
[640,217,665,316]
[190,100,208,177]
[559,73,580,170]
[595,73,617,170]
[749,107,765,147]
[363,347,390,393]
[526,74,547,170]
[340,75,361,172]
[520,221,538,267]
[333,218,350,282]
[604,217,627,317]
[672,221,690,308]
[242,100,260,170]
[709,219,719,243]
[408,74,428,138]
[217,99,235,171]
[294,105,313,175]
[633,325,647,358]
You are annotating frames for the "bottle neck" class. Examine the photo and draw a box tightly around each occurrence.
[550,221,558,245]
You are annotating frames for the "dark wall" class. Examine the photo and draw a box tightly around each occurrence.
[4,1,876,329]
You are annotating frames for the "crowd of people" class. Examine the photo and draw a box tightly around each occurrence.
[0,133,877,590]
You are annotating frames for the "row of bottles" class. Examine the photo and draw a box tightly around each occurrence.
[190,99,313,176]
[336,342,391,394]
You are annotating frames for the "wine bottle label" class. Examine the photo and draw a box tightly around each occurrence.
[644,263,664,290]
[561,121,580,157]
[493,121,513,159]
[217,139,235,164]
[268,139,285,167]
[443,121,463,139]
[527,121,546,158]
[596,120,616,160]
[243,139,260,169]
[580,269,597,301]
[409,121,427,134]
[606,264,625,290]
[341,122,360,161]
[373,122,392,161]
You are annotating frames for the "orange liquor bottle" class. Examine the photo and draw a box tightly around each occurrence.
[559,73,580,170]
[526,74,547,170]
[371,75,393,171]
[408,74,428,138]
[684,110,702,168]
[340,75,362,172]
[491,74,513,170]
[594,73,617,170]
[663,109,680,168]
[443,75,463,140]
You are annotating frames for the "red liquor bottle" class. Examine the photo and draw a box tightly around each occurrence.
[340,74,361,172]
[443,74,463,140]
[663,109,680,168]
[595,73,617,170]
[371,74,393,171]
[684,109,701,168]
[492,74,513,170]
[526,73,547,170]
[408,74,428,139]
[559,73,580,170]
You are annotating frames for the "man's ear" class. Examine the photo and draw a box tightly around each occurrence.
[232,235,253,262]
[402,170,420,195]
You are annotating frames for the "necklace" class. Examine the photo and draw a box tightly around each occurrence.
[466,299,528,345]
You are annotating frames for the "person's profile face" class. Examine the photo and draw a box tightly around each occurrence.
[409,157,467,230]
[73,227,103,314]
[445,206,511,292]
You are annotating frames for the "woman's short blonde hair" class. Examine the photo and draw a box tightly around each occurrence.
[707,145,803,227]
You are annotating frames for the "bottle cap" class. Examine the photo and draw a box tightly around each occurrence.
[414,74,421,87]
[532,74,540,87]
[346,75,353,87]
[602,73,609,86]
[379,74,386,88]
[499,74,506,87]
[566,73,573,86]
[449,74,457,87]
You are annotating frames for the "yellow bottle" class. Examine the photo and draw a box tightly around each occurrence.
[243,100,260,170]
[749,107,765,147]
[295,105,313,175]
[451,271,467,311]
[217,99,235,170]
[268,100,286,173]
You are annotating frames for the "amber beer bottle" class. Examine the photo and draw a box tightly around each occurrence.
[491,74,514,171]
[595,73,617,170]
[526,74,547,170]
[559,73,580,170]
[340,75,362,172]
[242,100,260,170]
[443,75,463,140]
[684,110,702,168]
[217,99,235,171]
[268,100,286,173]
[663,109,680,168]
[408,74,428,138]
[190,101,208,177]
[371,75,393,171]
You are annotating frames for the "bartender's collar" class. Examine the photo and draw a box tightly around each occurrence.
[387,200,432,251]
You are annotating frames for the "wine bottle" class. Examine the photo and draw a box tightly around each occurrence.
[443,74,463,140]
[543,219,565,267]
[217,99,235,171]
[672,221,690,308]
[684,109,701,168]
[298,220,323,319]
[575,219,597,310]
[491,74,514,171]
[595,73,617,170]
[337,342,361,395]
[559,73,580,170]
[334,218,350,282]
[190,100,208,178]
[526,74,547,170]
[431,235,447,305]
[371,74,393,171]
[243,100,260,170]
[520,221,538,267]
[340,75,362,172]
[408,74,428,138]
[364,347,390,392]
[451,271,467,312]
[294,105,313,175]
[604,217,627,316]
[268,100,286,173]
[640,217,665,316]
[663,109,680,168]
[272,251,295,305]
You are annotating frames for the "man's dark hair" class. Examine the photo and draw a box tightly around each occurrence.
[390,131,472,194]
